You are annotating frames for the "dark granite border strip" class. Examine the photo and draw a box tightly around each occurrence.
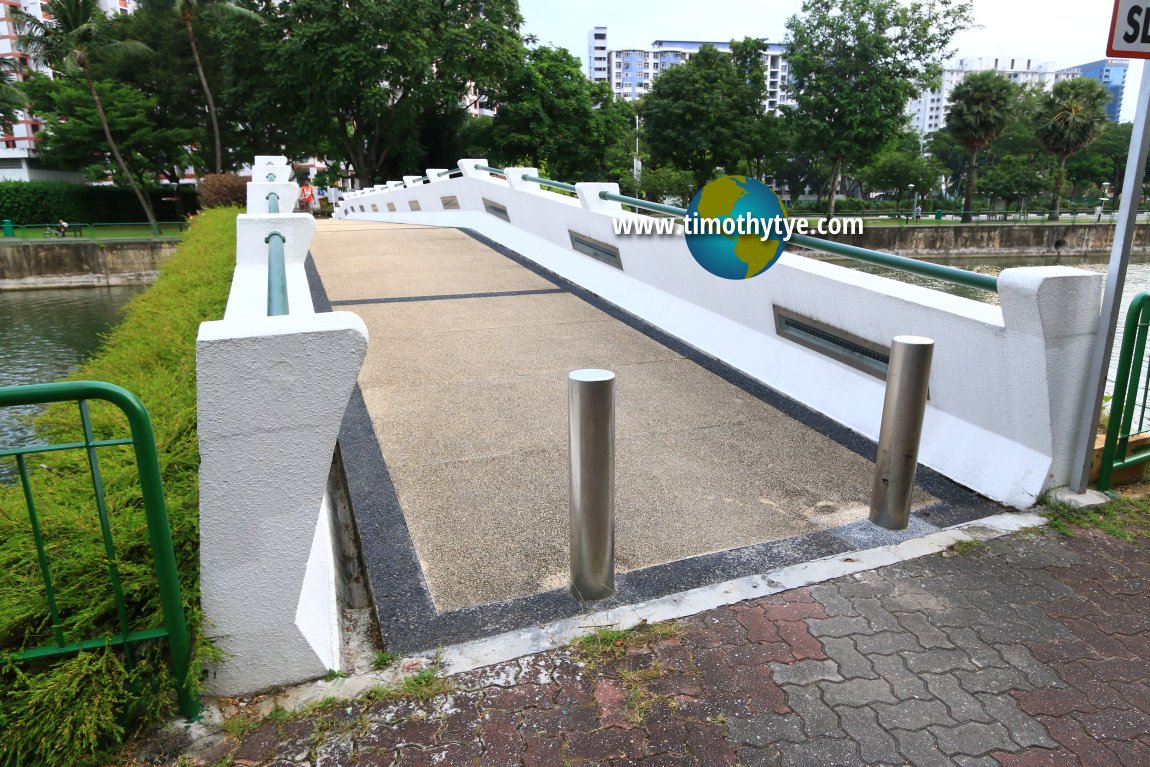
[330,288,564,307]
[306,233,1003,655]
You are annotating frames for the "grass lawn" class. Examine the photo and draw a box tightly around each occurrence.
[2,222,187,241]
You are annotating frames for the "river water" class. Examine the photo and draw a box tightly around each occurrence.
[0,286,146,469]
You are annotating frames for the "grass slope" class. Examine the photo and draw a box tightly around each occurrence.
[0,207,239,767]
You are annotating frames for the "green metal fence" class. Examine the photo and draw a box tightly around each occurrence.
[0,221,187,241]
[0,380,199,719]
[1098,292,1150,491]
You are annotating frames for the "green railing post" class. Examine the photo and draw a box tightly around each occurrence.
[0,381,199,719]
[1099,293,1150,490]
[267,192,280,215]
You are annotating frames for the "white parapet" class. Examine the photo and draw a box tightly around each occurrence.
[246,181,301,215]
[334,164,1105,508]
[197,161,368,696]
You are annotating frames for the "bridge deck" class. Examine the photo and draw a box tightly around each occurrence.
[307,220,996,651]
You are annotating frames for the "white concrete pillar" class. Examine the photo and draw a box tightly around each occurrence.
[402,175,425,188]
[458,158,491,179]
[576,183,624,214]
[425,168,450,183]
[254,155,288,166]
[258,165,295,183]
[505,167,541,192]
[246,182,301,215]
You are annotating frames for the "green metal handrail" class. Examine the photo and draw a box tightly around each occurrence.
[1098,292,1150,490]
[437,168,461,178]
[464,164,998,292]
[523,174,578,193]
[267,192,280,214]
[267,231,288,316]
[0,380,199,719]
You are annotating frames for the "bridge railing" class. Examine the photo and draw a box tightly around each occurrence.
[333,158,1104,510]
[196,154,368,696]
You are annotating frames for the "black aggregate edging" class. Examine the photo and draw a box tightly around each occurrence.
[305,233,1004,655]
[330,287,564,307]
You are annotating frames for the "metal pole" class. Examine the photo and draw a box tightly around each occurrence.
[1070,67,1150,493]
[870,336,934,530]
[569,369,615,600]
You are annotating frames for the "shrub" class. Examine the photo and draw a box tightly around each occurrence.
[198,174,250,209]
[0,208,239,767]
[0,181,197,224]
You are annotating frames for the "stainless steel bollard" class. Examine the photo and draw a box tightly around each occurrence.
[870,336,934,530]
[569,369,616,600]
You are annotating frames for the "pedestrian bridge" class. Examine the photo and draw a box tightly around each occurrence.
[197,157,1102,695]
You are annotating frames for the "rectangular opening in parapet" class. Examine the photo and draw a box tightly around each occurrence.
[483,198,510,222]
[773,307,890,380]
[569,231,623,270]
[370,204,379,212]
[441,196,460,210]
[387,203,397,212]
[409,201,422,212]
[359,205,365,212]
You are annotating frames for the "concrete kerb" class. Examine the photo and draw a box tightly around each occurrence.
[187,509,1046,716]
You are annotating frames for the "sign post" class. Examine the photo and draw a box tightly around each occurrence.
[1070,2,1150,493]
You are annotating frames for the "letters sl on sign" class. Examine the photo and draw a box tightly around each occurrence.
[1110,0,1150,58]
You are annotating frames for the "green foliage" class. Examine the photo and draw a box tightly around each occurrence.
[640,42,765,191]
[784,0,973,215]
[23,72,197,189]
[1035,78,1113,219]
[945,70,1017,220]
[489,45,632,182]
[0,208,240,766]
[198,173,249,208]
[0,180,195,224]
[857,132,945,208]
[372,650,398,671]
[1043,494,1150,540]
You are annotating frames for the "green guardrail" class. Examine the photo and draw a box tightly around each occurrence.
[0,221,187,241]
[464,163,1001,292]
[1098,292,1150,490]
[267,192,280,214]
[266,231,288,316]
[0,380,199,719]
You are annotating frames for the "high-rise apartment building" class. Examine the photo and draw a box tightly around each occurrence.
[1064,59,1128,122]
[587,27,792,114]
[907,57,1080,136]
[0,0,135,181]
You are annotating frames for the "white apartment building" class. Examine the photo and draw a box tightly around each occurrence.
[587,27,792,115]
[907,57,1080,136]
[0,0,134,181]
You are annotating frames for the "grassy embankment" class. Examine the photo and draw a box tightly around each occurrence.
[0,208,238,767]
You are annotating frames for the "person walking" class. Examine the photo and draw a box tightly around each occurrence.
[298,178,316,213]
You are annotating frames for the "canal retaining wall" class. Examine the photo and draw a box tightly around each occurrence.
[0,239,177,289]
[844,222,1150,259]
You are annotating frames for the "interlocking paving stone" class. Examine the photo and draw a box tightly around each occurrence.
[819,637,878,680]
[186,528,1150,767]
[767,659,843,687]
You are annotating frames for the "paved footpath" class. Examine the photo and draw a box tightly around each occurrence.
[199,528,1150,767]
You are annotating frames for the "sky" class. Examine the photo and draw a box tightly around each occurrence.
[516,0,1142,122]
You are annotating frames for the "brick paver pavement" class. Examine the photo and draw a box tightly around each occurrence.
[199,528,1150,766]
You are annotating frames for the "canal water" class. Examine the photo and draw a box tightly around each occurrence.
[0,286,146,472]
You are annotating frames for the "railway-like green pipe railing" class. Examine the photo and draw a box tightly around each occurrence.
[265,172,276,182]
[0,380,199,719]
[523,174,578,193]
[1098,292,1150,490]
[438,168,461,178]
[267,192,280,214]
[469,163,999,292]
[266,232,288,316]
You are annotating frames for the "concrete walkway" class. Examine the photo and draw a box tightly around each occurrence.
[198,526,1150,767]
[308,221,944,614]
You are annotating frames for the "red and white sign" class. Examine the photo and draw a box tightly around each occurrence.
[1110,1,1150,58]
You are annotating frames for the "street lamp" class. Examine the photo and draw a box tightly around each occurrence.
[908,183,916,223]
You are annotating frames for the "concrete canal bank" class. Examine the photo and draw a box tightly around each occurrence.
[0,239,177,289]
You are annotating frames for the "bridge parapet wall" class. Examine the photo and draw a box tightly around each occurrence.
[335,161,1103,508]
[198,161,368,696]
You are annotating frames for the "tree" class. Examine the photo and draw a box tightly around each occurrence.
[489,45,632,181]
[945,71,1017,222]
[23,72,197,186]
[783,0,972,216]
[0,59,26,129]
[857,133,944,214]
[15,0,158,230]
[265,0,524,184]
[1035,77,1111,219]
[640,43,758,191]
[140,0,259,173]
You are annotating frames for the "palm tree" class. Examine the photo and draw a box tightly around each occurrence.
[0,58,28,128]
[144,0,260,173]
[945,71,1017,224]
[1035,78,1111,221]
[15,0,157,231]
